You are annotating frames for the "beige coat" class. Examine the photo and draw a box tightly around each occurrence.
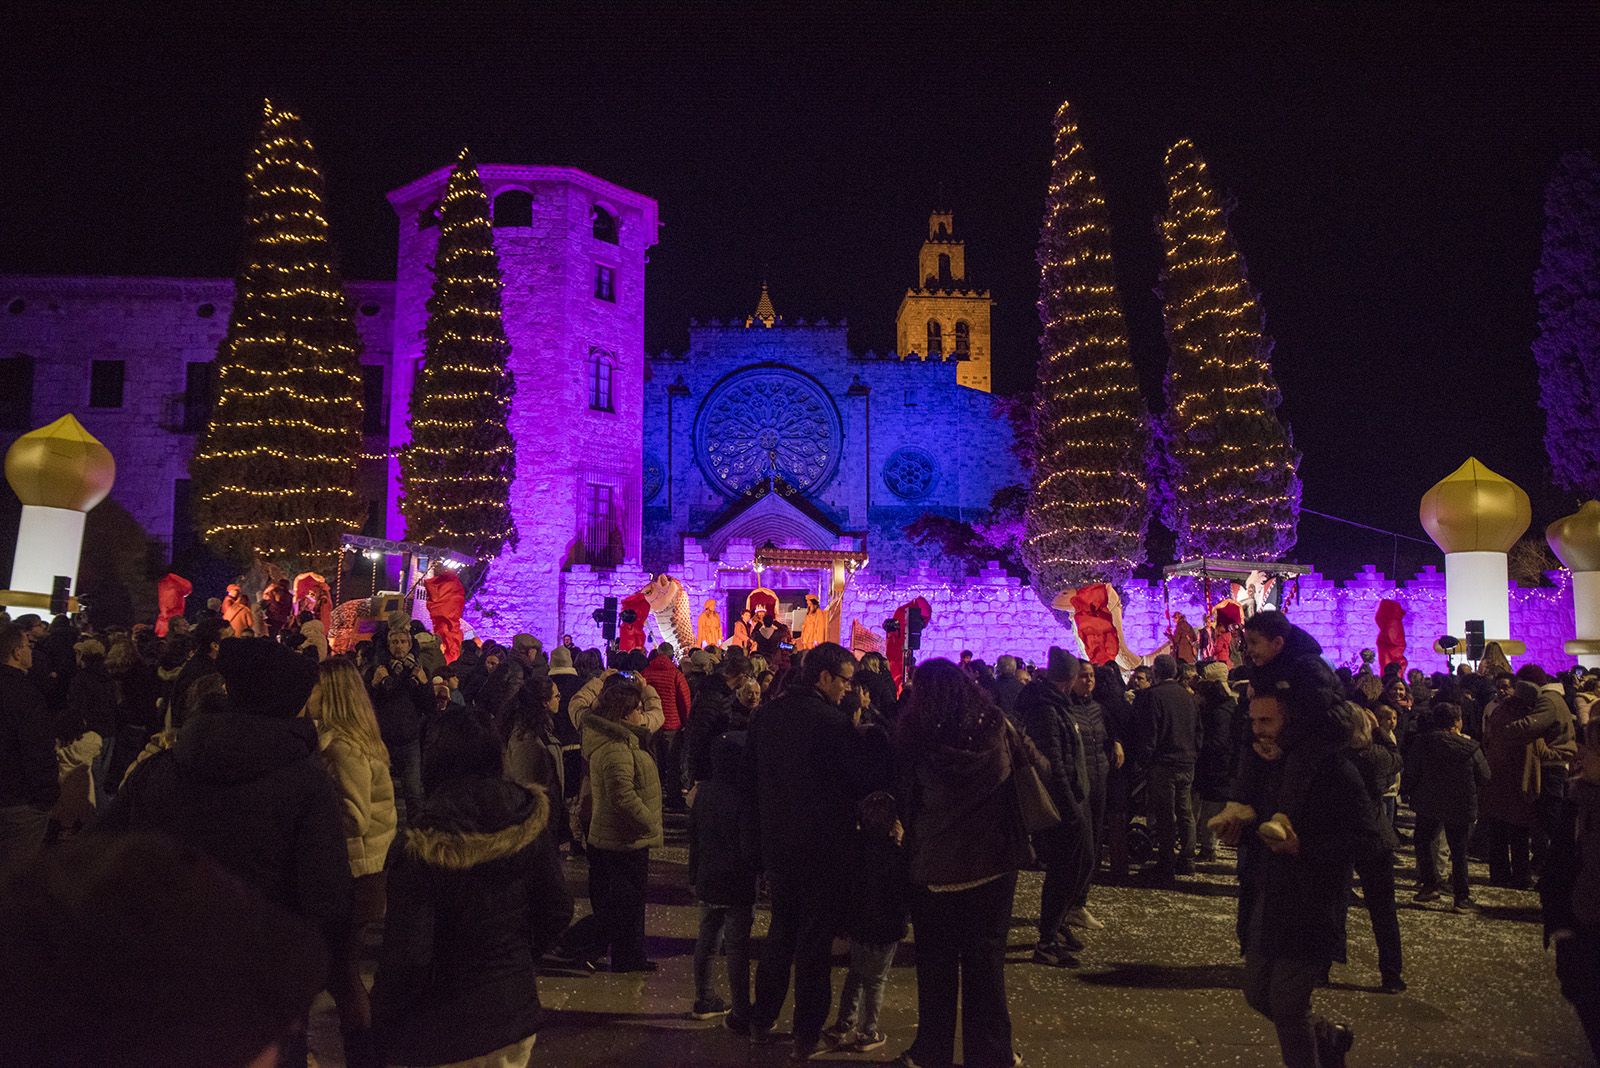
[568,670,663,736]
[320,732,398,876]
[54,731,104,830]
[581,714,663,852]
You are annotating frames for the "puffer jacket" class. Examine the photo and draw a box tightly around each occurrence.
[582,714,664,851]
[1403,729,1492,825]
[1016,678,1087,807]
[372,777,572,1066]
[568,670,664,736]
[641,654,692,731]
[319,731,398,877]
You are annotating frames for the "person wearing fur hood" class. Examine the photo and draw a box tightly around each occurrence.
[373,715,572,1068]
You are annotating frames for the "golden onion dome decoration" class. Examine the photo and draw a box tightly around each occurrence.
[4,414,117,511]
[1548,500,1600,572]
[1419,457,1531,554]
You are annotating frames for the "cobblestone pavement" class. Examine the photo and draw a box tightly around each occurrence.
[310,818,1593,1067]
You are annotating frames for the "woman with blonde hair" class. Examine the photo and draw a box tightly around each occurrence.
[308,657,396,1068]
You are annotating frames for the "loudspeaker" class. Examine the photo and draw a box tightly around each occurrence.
[49,575,71,617]
[594,596,618,641]
[1465,619,1486,660]
[907,604,926,652]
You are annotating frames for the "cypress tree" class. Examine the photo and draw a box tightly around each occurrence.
[192,100,365,567]
[399,149,518,558]
[1534,150,1600,499]
[1157,138,1300,561]
[1022,100,1151,603]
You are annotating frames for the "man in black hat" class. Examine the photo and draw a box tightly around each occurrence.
[96,638,348,1068]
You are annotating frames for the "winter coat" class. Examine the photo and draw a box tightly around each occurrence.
[687,734,760,906]
[642,654,692,731]
[1067,692,1116,782]
[168,654,218,730]
[860,668,900,721]
[504,723,563,800]
[372,778,572,1067]
[568,670,664,736]
[847,830,911,945]
[318,732,397,877]
[1234,747,1381,961]
[95,712,350,932]
[582,714,664,852]
[897,720,1035,887]
[551,673,586,748]
[66,664,118,740]
[991,673,1024,716]
[745,686,872,881]
[53,730,103,828]
[686,675,736,784]
[1016,679,1087,807]
[1498,684,1578,769]
[0,664,59,810]
[1133,679,1202,768]
[1403,730,1492,825]
[1349,740,1402,853]
[367,659,433,747]
[1194,691,1239,801]
[1482,688,1540,827]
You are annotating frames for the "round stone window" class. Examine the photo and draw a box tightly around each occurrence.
[694,367,842,496]
[883,446,938,501]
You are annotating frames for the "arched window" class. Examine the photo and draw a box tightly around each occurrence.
[937,253,952,284]
[954,320,970,358]
[592,205,619,243]
[493,190,533,228]
[587,348,615,412]
[926,320,942,358]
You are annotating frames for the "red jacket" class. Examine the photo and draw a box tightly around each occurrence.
[642,654,692,731]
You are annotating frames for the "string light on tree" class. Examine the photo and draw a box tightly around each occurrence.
[398,148,518,559]
[1022,100,1151,606]
[1155,138,1301,560]
[191,99,366,567]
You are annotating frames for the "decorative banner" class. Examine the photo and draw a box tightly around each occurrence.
[1375,598,1408,676]
[156,573,192,637]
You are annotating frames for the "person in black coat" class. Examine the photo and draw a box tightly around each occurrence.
[1192,663,1240,861]
[1222,687,1380,1068]
[1338,702,1407,992]
[0,623,59,869]
[745,643,872,1056]
[823,790,910,1052]
[1403,701,1492,908]
[94,638,349,1068]
[367,626,435,828]
[1015,647,1094,965]
[686,655,751,788]
[688,731,759,1023]
[1134,654,1203,880]
[372,715,572,1068]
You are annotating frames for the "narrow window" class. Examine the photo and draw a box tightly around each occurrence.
[182,362,214,432]
[0,355,34,430]
[583,483,621,567]
[493,190,533,228]
[360,364,387,436]
[594,264,616,302]
[937,253,952,284]
[592,205,619,243]
[90,359,126,408]
[954,320,971,359]
[926,320,942,358]
[588,348,615,412]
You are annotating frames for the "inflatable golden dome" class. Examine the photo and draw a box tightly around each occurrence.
[1419,457,1530,554]
[1548,500,1600,572]
[4,415,116,511]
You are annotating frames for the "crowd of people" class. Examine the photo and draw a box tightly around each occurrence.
[1,594,1599,1068]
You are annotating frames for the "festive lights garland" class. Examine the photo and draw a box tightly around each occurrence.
[397,148,519,560]
[1155,138,1301,559]
[190,99,367,566]
[1021,100,1151,601]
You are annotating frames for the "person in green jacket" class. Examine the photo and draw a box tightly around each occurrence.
[582,676,663,971]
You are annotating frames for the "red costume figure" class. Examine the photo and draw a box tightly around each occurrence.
[293,571,333,630]
[618,591,652,652]
[886,596,931,692]
[1375,599,1408,677]
[1204,601,1244,666]
[1067,584,1121,666]
[155,572,192,637]
[422,565,468,664]
[1170,612,1199,664]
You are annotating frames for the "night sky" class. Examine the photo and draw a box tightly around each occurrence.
[5,3,1599,577]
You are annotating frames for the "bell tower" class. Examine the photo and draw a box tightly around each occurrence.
[895,210,993,392]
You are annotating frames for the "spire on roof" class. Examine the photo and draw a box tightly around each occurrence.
[747,280,777,328]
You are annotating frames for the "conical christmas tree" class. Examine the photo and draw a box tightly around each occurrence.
[1021,100,1151,603]
[399,150,518,558]
[1534,150,1600,499]
[1157,138,1300,560]
[192,100,365,566]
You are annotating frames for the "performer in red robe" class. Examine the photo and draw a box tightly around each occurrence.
[422,565,468,664]
[618,592,652,653]
[1375,599,1408,677]
[155,573,192,637]
[1067,584,1121,666]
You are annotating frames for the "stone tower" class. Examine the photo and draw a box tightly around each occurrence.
[895,210,994,392]
[386,164,658,640]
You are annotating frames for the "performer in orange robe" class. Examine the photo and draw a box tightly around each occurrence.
[422,565,468,664]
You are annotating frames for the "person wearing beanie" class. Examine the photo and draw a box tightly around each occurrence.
[0,833,329,1068]
[94,638,349,1068]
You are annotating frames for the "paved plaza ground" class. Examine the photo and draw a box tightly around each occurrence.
[309,816,1594,1068]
